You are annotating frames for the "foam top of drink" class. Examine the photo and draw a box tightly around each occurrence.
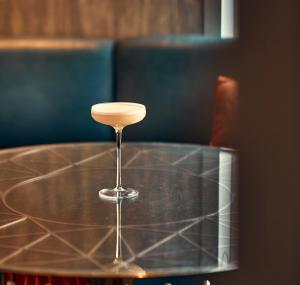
[91,102,145,115]
[91,102,146,128]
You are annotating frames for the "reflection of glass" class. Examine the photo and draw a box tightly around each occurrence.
[108,200,145,275]
[91,102,146,202]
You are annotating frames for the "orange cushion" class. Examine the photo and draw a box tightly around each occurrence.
[209,75,239,148]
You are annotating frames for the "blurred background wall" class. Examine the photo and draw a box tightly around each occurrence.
[0,0,237,39]
[0,0,204,38]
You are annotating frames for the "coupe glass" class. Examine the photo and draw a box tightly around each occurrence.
[91,102,146,202]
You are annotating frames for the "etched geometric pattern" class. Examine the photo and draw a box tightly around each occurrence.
[0,143,238,278]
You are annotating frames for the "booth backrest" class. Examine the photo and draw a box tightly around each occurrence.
[0,37,238,148]
[115,36,238,144]
[0,39,114,148]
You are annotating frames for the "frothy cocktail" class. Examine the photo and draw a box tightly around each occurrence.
[91,102,146,129]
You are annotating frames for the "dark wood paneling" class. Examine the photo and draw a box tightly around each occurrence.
[0,0,203,38]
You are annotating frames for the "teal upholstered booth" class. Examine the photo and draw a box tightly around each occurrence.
[0,36,238,147]
[116,36,238,144]
[0,39,114,148]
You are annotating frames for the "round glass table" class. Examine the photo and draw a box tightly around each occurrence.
[0,143,238,283]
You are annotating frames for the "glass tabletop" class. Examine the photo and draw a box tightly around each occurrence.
[0,143,238,278]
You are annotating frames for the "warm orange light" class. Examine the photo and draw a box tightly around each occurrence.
[0,39,102,50]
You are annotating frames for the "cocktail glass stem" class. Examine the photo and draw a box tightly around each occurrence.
[115,128,122,190]
[98,126,138,201]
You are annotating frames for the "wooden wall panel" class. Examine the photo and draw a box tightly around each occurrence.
[174,0,203,34]
[0,0,203,38]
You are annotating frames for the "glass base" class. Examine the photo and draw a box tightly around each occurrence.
[99,187,139,202]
